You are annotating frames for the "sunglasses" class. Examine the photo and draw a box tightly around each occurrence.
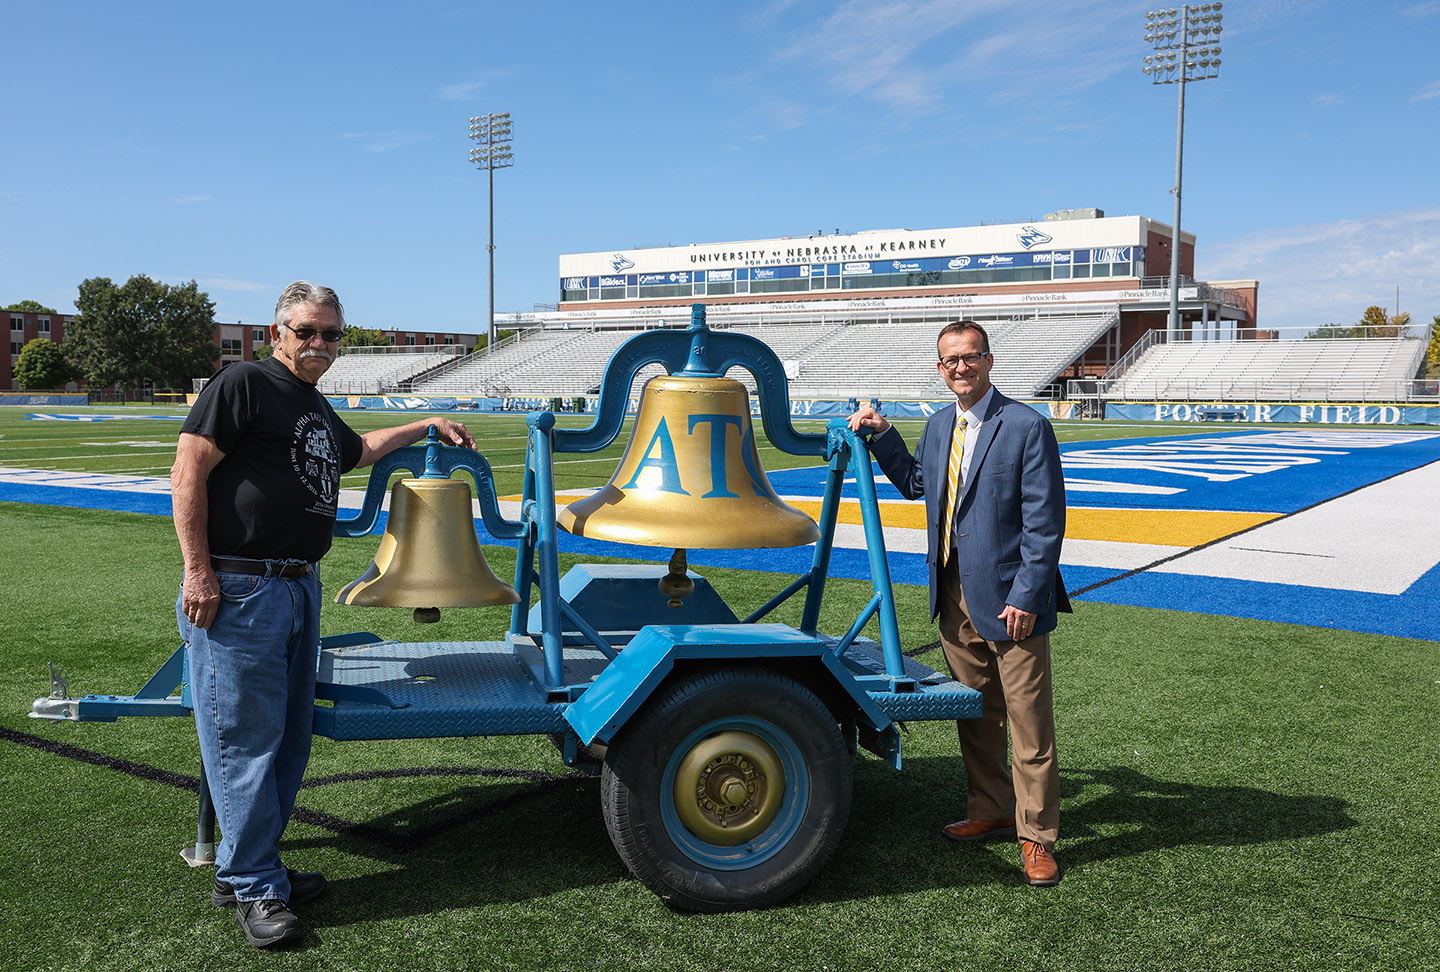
[281,322,345,343]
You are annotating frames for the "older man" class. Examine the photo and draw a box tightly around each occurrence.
[171,281,474,947]
[848,320,1070,886]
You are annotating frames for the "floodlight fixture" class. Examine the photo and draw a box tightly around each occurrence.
[468,112,515,348]
[1142,4,1225,338]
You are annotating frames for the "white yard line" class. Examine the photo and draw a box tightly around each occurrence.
[1151,460,1440,594]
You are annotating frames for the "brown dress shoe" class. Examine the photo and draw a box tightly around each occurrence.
[941,817,1018,842]
[1021,839,1061,886]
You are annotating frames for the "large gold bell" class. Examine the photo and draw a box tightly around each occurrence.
[558,375,819,549]
[335,477,520,622]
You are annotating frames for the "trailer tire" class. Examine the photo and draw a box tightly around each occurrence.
[600,666,851,912]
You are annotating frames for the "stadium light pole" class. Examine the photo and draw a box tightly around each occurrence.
[468,112,514,349]
[1143,5,1223,340]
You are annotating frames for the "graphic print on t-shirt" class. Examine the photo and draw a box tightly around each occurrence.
[290,410,340,514]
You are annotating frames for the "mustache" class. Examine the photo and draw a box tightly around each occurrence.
[299,349,334,362]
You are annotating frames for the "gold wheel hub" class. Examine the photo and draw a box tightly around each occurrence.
[672,730,785,846]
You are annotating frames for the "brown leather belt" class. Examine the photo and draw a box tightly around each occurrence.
[211,556,311,579]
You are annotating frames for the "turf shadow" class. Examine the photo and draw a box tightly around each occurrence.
[291,773,630,928]
[1054,764,1357,869]
[790,755,1356,903]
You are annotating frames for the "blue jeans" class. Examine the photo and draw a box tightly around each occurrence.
[178,565,321,903]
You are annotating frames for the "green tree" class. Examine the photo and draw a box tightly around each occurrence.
[475,329,515,351]
[4,300,59,314]
[337,326,391,350]
[1427,314,1440,375]
[12,338,76,389]
[1307,323,1359,339]
[64,275,217,389]
[254,344,273,360]
[1358,305,1409,338]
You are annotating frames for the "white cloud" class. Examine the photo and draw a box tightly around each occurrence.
[1201,208,1440,327]
[1411,80,1440,102]
[1311,93,1343,108]
[193,276,272,294]
[169,194,213,205]
[338,131,429,153]
[437,71,507,102]
[769,0,1130,121]
[437,81,485,101]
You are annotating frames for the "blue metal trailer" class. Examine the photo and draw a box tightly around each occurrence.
[31,304,980,911]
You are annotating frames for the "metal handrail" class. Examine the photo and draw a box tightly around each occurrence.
[1073,377,1440,403]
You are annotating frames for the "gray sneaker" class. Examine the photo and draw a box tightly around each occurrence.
[235,898,302,949]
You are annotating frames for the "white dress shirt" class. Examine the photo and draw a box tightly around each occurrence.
[956,386,994,487]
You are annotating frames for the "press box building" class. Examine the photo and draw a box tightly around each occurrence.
[539,209,1258,390]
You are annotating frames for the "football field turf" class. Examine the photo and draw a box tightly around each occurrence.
[0,406,1435,971]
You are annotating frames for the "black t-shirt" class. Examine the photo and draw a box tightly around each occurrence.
[181,356,364,562]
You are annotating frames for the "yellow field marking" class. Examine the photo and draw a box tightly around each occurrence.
[533,491,1279,548]
[1065,507,1279,546]
[789,500,1276,546]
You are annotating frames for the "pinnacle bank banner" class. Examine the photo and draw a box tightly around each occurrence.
[1105,402,1440,426]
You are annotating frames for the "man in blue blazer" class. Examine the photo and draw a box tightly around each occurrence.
[848,320,1070,886]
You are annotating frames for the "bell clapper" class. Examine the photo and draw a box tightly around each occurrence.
[414,607,441,624]
[659,548,695,608]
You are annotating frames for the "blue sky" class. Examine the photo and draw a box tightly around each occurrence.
[2,0,1436,333]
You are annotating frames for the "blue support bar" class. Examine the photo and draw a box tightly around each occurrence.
[527,412,566,691]
[72,696,192,720]
[841,421,908,680]
[134,645,186,699]
[741,572,812,624]
[832,593,883,658]
[801,425,852,632]
[509,448,541,637]
[333,426,525,542]
[557,600,618,660]
[551,304,828,459]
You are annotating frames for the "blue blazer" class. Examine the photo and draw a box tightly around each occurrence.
[868,391,1071,643]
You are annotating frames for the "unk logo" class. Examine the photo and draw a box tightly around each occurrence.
[611,253,635,272]
[1017,226,1053,249]
[621,415,767,498]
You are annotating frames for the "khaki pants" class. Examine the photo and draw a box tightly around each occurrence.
[937,564,1060,849]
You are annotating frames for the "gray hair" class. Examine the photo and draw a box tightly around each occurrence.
[274,280,346,329]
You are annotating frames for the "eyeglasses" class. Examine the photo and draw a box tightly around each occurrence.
[938,352,990,370]
[281,322,345,343]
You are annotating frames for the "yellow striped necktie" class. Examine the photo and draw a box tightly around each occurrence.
[940,415,967,566]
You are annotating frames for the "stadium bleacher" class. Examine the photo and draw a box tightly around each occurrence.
[410,310,1117,401]
[335,312,1430,407]
[1105,334,1427,402]
[784,310,1116,399]
[318,347,466,395]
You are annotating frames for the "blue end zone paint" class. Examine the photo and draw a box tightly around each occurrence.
[766,430,1440,514]
[23,413,186,422]
[1055,430,1440,512]
[1081,564,1440,643]
[0,483,174,515]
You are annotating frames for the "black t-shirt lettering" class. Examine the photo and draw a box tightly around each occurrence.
[181,356,363,562]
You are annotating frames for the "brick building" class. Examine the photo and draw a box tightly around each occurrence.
[4,309,74,391]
